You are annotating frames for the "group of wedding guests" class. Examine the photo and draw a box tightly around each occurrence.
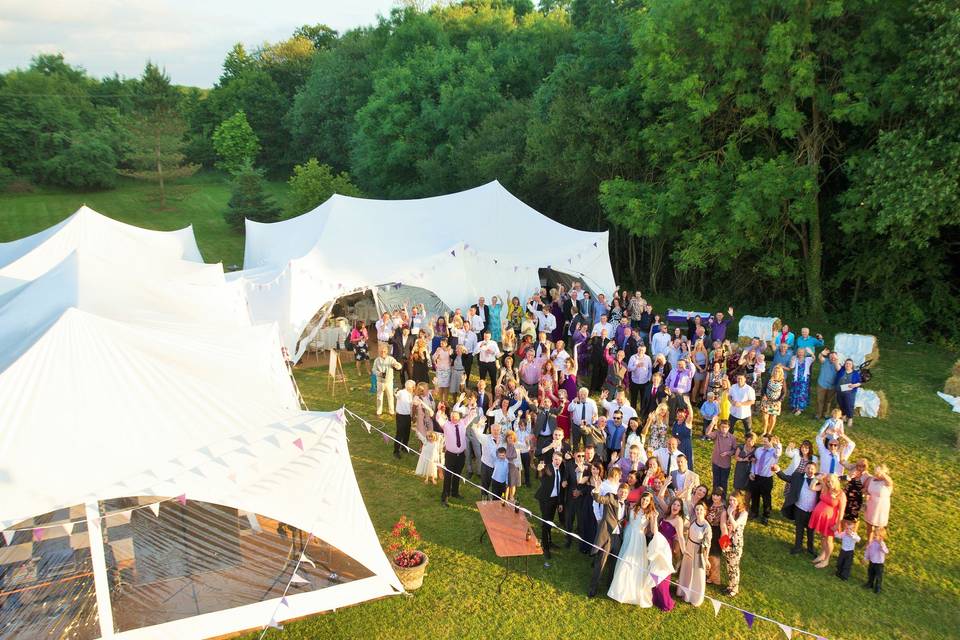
[357,284,892,604]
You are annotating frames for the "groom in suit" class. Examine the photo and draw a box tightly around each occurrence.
[588,482,630,597]
[534,451,567,560]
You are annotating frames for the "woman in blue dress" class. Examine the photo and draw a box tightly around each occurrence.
[835,358,862,428]
[488,295,503,342]
[672,405,695,472]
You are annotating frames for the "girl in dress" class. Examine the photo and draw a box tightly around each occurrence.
[350,320,370,375]
[411,337,431,384]
[678,501,711,606]
[488,296,503,342]
[760,364,785,436]
[863,463,893,539]
[608,491,658,606]
[705,487,726,585]
[644,402,670,451]
[684,484,709,523]
[415,431,439,484]
[513,412,535,487]
[790,347,814,414]
[556,389,571,441]
[720,491,749,596]
[809,473,848,569]
[432,338,453,404]
[691,339,709,405]
[501,327,516,364]
[504,431,521,505]
[842,458,869,522]
[732,433,757,493]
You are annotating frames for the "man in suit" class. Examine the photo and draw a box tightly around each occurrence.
[563,449,590,548]
[474,379,492,428]
[641,371,668,419]
[535,451,567,560]
[776,460,819,555]
[440,407,477,506]
[588,481,629,597]
[472,297,491,335]
[533,399,560,457]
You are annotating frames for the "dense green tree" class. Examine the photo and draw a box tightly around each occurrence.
[43,132,118,189]
[293,24,339,50]
[212,111,260,175]
[224,166,281,231]
[287,158,362,216]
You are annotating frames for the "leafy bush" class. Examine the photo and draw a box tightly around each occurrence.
[286,157,361,217]
[42,135,117,189]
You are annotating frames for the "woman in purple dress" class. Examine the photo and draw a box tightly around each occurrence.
[559,356,578,400]
[654,496,685,611]
[550,298,565,343]
[572,322,589,375]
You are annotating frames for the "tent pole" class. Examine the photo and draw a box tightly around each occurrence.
[85,501,116,637]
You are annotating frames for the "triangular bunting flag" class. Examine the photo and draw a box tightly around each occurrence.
[362,420,371,434]
[267,618,283,630]
[335,408,346,424]
[176,494,187,506]
[293,438,304,451]
[710,597,721,616]
[32,528,44,542]
[743,612,754,629]
[190,467,206,479]
[62,521,75,536]
[513,266,518,272]
[2,530,15,545]
[117,510,132,524]
[300,553,316,568]
[227,471,238,483]
[280,596,290,607]
[382,433,391,445]
[592,241,598,247]
[778,623,793,639]
[463,243,469,249]
[290,572,310,585]
[265,434,282,448]
[493,259,498,264]
[450,250,456,257]
[149,502,161,517]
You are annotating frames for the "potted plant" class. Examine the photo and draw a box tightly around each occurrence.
[386,516,428,590]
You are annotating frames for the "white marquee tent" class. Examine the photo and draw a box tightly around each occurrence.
[234,181,616,360]
[0,205,204,304]
[0,209,402,638]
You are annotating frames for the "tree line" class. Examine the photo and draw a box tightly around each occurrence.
[0,0,957,343]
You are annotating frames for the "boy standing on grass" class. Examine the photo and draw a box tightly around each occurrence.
[835,519,860,580]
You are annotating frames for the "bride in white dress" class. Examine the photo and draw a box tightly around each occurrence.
[608,490,673,606]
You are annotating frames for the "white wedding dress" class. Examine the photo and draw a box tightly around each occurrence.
[608,509,654,606]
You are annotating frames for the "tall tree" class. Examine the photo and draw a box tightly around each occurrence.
[287,158,362,216]
[212,111,260,175]
[121,63,197,207]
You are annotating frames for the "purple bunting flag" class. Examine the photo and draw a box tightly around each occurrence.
[293,438,304,451]
[743,612,754,629]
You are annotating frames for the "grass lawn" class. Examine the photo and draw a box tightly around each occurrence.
[277,336,960,640]
[1,184,958,638]
[0,173,286,269]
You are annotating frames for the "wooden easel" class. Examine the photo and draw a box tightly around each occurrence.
[327,349,347,397]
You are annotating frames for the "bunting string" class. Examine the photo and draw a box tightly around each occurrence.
[342,408,828,640]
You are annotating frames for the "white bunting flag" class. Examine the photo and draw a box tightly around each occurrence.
[280,596,289,607]
[710,597,721,616]
[2,530,14,545]
[149,502,161,517]
[300,553,316,568]
[62,521,75,536]
[267,618,283,630]
[290,572,310,585]
[117,510,132,524]
[778,623,793,639]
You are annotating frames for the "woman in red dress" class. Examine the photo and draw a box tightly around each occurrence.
[808,473,847,568]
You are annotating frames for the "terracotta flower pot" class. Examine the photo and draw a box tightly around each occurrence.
[392,552,428,591]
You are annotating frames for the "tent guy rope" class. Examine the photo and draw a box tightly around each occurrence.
[341,407,828,640]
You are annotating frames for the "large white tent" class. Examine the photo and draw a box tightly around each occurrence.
[0,208,402,638]
[0,205,204,304]
[235,181,616,360]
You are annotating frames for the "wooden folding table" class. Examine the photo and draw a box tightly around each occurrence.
[476,501,542,593]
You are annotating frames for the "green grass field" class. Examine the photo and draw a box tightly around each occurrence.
[282,341,959,640]
[2,181,958,639]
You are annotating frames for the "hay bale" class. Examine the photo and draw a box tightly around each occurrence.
[951,359,960,378]
[944,376,960,397]
[737,336,753,348]
[866,335,880,365]
[771,318,782,335]
[875,390,889,419]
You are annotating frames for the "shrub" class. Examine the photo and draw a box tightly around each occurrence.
[223,166,281,232]
[42,135,117,189]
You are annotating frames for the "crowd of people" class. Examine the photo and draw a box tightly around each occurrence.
[352,283,893,606]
